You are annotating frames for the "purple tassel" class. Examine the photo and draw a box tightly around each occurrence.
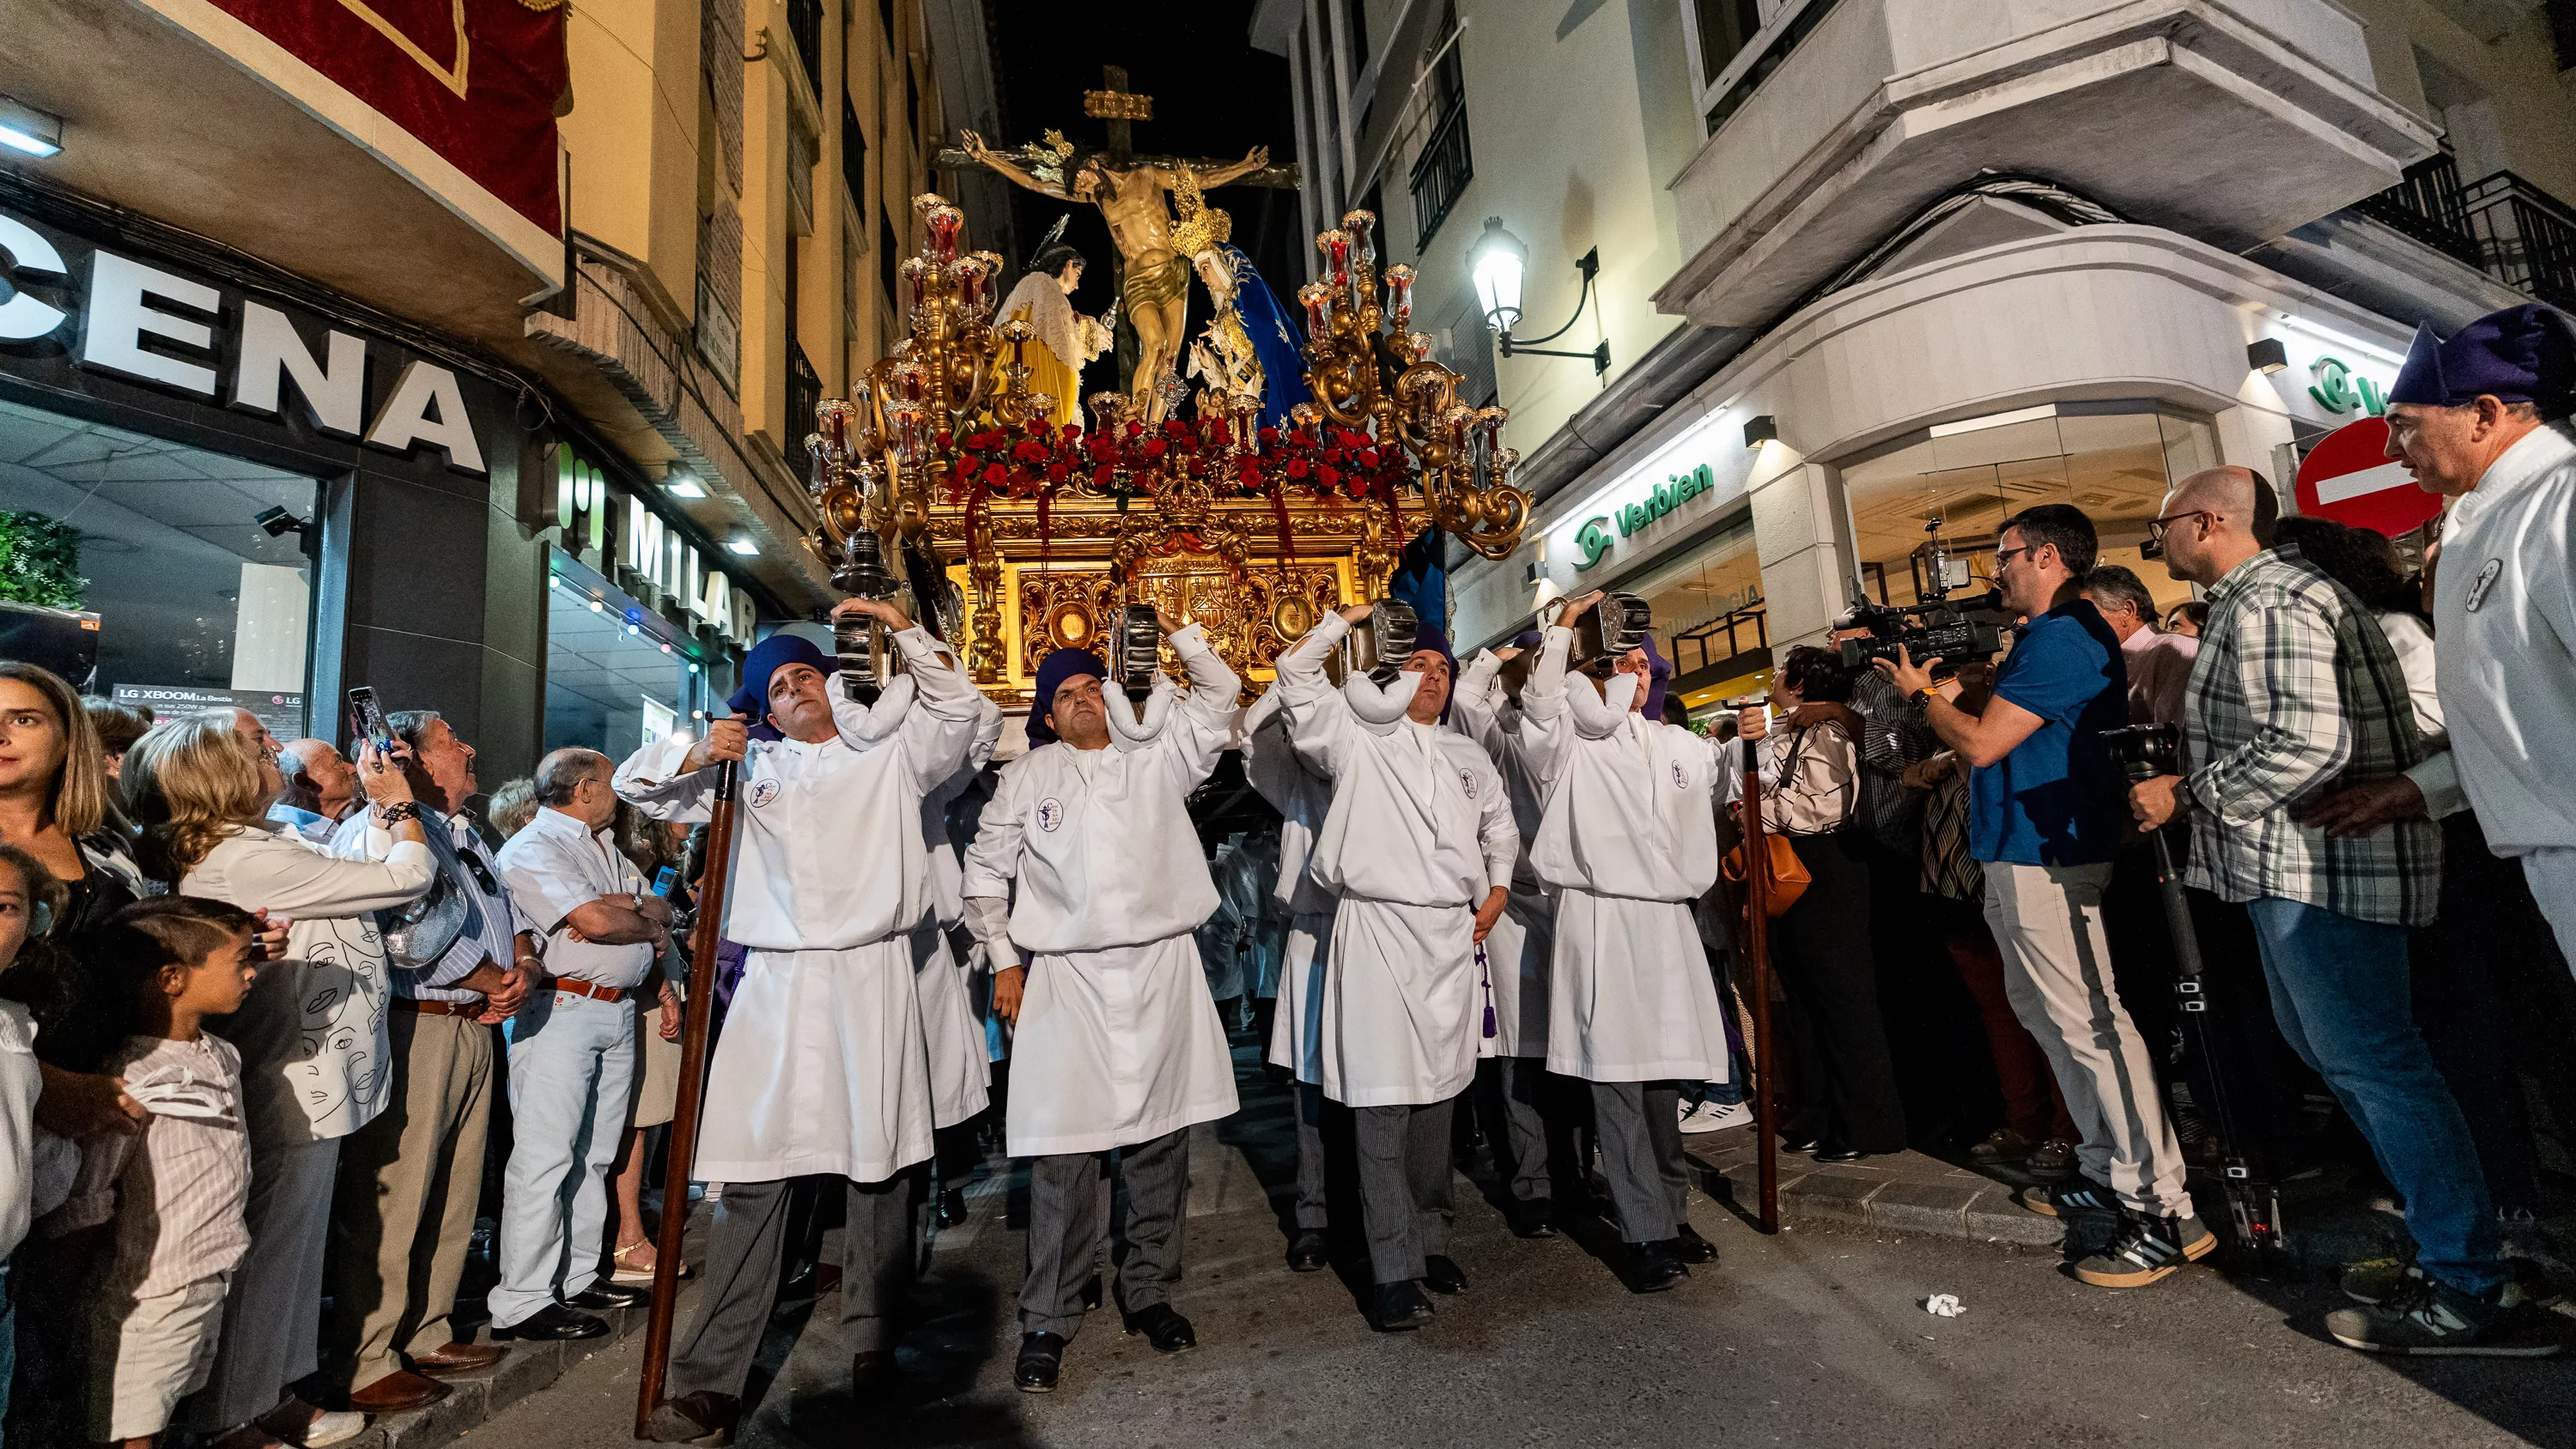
[1478,944,1497,1039]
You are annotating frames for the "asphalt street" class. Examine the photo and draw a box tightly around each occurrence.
[457,1072,2571,1449]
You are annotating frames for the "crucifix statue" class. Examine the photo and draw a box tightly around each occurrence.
[953,65,1297,423]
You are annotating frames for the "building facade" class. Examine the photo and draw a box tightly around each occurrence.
[1259,0,2576,712]
[1,0,991,777]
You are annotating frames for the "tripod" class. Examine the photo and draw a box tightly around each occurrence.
[2102,724,2287,1268]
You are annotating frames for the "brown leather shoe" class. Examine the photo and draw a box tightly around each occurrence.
[643,1391,740,1445]
[412,1341,509,1377]
[850,1349,898,1397]
[345,1370,453,1413]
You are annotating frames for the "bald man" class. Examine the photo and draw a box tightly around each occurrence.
[488,748,668,1341]
[276,738,359,840]
[2133,466,2547,1357]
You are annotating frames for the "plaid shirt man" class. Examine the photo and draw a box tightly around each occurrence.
[2178,542,2439,926]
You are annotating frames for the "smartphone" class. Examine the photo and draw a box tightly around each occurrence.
[653,867,678,896]
[346,687,394,755]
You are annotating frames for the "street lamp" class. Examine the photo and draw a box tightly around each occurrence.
[1471,217,1610,377]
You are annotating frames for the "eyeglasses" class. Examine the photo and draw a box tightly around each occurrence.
[2146,510,2213,546]
[1991,544,2035,568]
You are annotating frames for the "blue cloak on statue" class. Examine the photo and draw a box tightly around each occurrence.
[1218,241,1312,432]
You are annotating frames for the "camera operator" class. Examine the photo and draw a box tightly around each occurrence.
[2130,465,2547,1356]
[1878,504,2205,1289]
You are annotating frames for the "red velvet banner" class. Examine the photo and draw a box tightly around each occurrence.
[210,0,566,234]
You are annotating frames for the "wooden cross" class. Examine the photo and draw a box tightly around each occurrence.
[1083,65,1152,160]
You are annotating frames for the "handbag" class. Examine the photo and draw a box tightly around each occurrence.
[1724,833,1810,917]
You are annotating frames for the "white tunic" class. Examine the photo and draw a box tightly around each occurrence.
[1242,694,1337,1082]
[2435,420,2576,856]
[1277,614,1519,1107]
[1451,650,1554,1060]
[916,698,1005,1130]
[613,626,981,1183]
[1518,625,1731,1085]
[963,624,1242,1155]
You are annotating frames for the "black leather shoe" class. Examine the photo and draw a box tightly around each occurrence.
[1509,1198,1558,1240]
[644,1390,740,1444]
[1014,1332,1067,1393]
[1780,1133,1822,1154]
[1666,1224,1719,1264]
[1080,1273,1103,1312]
[1625,1242,1689,1294]
[567,1282,650,1311]
[1122,1302,1197,1352]
[1373,1281,1436,1331]
[1285,1230,1329,1272]
[850,1349,897,1397]
[491,1302,610,1341]
[936,1187,968,1227]
[1423,1255,1468,1295]
[1811,1146,1871,1164]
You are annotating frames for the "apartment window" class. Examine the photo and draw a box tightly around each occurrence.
[787,0,823,94]
[1686,0,1762,86]
[1686,0,1842,135]
[1407,5,1471,251]
[879,0,896,46]
[881,209,901,314]
[843,97,866,203]
[1344,0,1369,68]
[906,66,920,141]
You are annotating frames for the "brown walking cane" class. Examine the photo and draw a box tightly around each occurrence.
[1740,739,1780,1234]
[635,760,738,1437]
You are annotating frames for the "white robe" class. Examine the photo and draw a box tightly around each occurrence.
[1242,694,1338,1082]
[916,698,1005,1130]
[612,626,980,1183]
[963,624,1242,1155]
[1452,650,1555,1060]
[1277,614,1519,1107]
[1517,625,1731,1085]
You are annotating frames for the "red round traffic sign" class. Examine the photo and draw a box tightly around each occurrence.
[2293,416,2440,537]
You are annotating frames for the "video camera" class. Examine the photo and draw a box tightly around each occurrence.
[1835,585,2007,680]
[2099,722,2183,783]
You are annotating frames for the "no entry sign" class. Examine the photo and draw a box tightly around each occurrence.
[2293,416,2441,537]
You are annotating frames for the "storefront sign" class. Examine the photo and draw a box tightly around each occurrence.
[2306,355,2388,417]
[1574,463,1720,570]
[112,683,307,741]
[0,208,489,474]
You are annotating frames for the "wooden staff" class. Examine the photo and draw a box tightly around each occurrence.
[635,760,738,1438]
[1741,731,1780,1234]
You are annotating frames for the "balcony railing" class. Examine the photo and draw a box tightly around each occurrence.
[1409,100,1473,252]
[2355,155,2576,311]
[787,0,823,96]
[2462,172,2576,313]
[787,337,821,447]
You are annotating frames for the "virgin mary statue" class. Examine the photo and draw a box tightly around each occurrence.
[994,219,1115,430]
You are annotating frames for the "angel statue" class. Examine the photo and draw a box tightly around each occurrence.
[961,128,1270,422]
[994,216,1116,431]
[1173,168,1312,431]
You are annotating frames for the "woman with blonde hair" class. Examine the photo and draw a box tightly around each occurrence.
[122,712,435,1449]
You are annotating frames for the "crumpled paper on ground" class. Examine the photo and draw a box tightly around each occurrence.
[1922,1294,1965,1317]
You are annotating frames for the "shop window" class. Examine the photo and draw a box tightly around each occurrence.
[0,398,316,733]
[544,554,714,759]
[1625,510,1766,690]
[1838,406,2217,620]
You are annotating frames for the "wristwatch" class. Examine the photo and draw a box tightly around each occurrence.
[1917,685,1944,706]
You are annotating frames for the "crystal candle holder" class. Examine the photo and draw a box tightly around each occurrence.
[1317,230,1352,286]
[1297,282,1334,337]
[920,197,964,263]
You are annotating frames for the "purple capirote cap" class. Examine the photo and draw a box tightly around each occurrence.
[1641,631,1674,720]
[2388,303,2576,409]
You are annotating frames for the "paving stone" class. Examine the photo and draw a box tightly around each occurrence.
[1868,1179,1982,1238]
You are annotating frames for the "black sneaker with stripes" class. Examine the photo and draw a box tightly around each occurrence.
[2326,1275,2568,1357]
[2072,1210,2215,1288]
[2019,1175,2118,1219]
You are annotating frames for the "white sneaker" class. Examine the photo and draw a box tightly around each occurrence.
[301,1411,370,1449]
[1680,1100,1753,1134]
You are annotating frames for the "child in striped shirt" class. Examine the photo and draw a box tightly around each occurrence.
[46,897,259,1447]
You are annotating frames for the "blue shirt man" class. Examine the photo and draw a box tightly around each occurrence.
[1969,599,2129,866]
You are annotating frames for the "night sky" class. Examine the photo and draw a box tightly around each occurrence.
[981,0,1306,407]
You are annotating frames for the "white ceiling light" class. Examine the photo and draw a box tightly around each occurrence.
[1928,403,2057,439]
[667,473,708,500]
[0,96,64,158]
[726,537,760,556]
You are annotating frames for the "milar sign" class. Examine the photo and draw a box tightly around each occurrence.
[1575,462,1719,570]
[0,211,487,474]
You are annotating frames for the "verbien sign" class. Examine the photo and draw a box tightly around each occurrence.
[1575,463,1719,570]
